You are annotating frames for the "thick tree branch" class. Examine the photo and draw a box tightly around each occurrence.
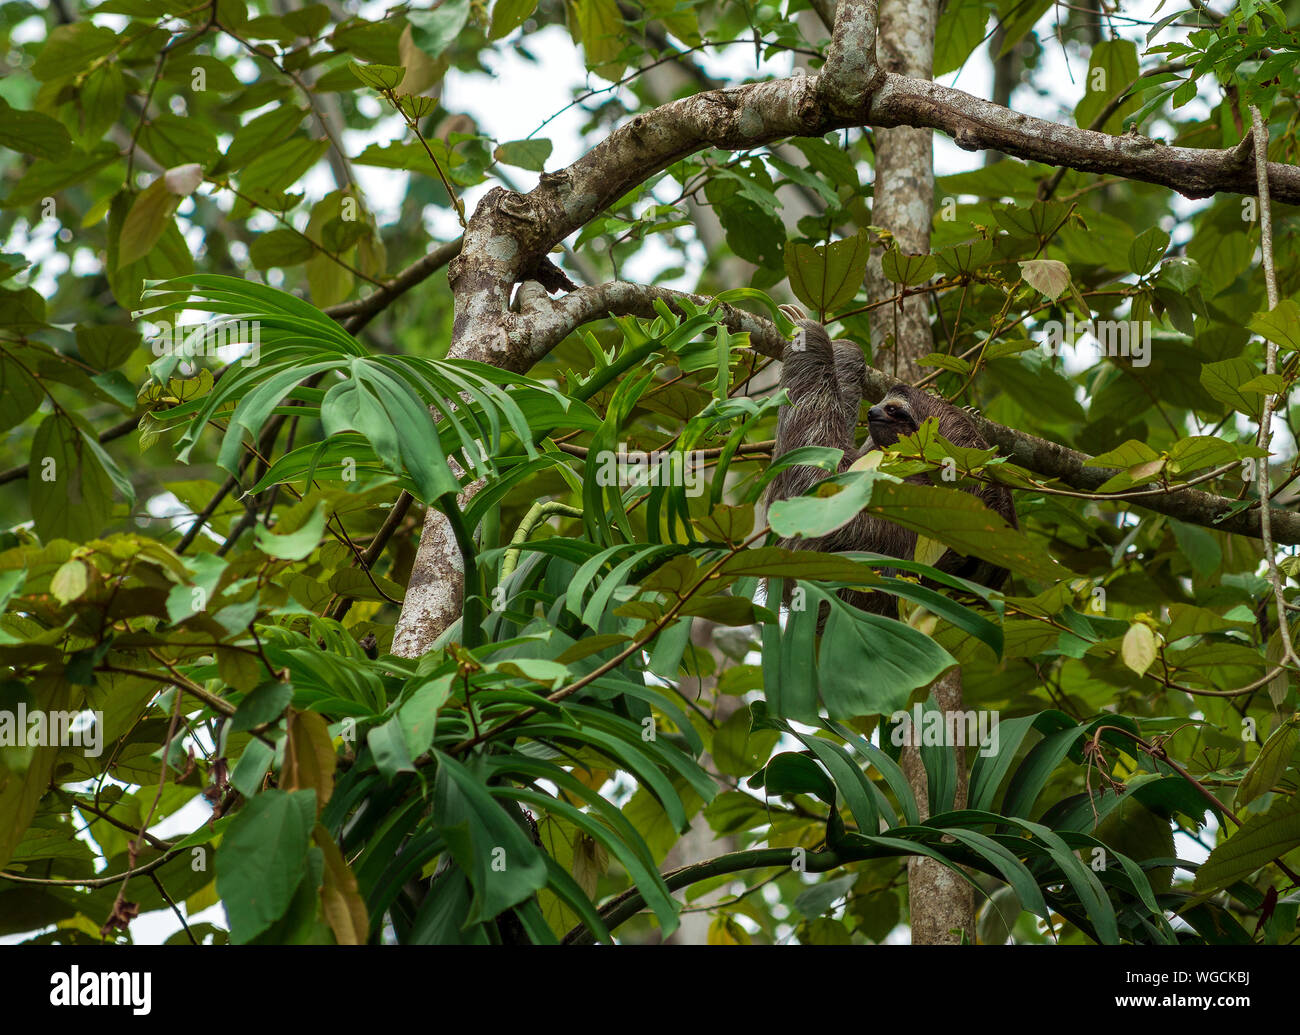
[520,281,1300,545]
[869,75,1297,202]
[515,280,786,368]
[394,0,1300,655]
[821,0,884,116]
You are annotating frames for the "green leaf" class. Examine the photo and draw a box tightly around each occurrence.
[254,503,327,560]
[767,469,881,540]
[1235,717,1300,811]
[1156,256,1201,294]
[814,588,956,718]
[881,248,938,287]
[139,115,220,168]
[0,354,42,431]
[794,873,857,917]
[1018,258,1071,300]
[231,681,294,732]
[783,235,870,316]
[349,62,406,90]
[1074,40,1140,132]
[249,228,316,269]
[495,138,552,172]
[1248,300,1300,354]
[569,0,624,80]
[75,325,139,371]
[1166,435,1239,476]
[934,0,990,77]
[1128,227,1170,275]
[118,178,181,267]
[491,0,539,39]
[866,474,1067,582]
[935,238,993,278]
[215,789,318,943]
[50,560,88,604]
[1120,622,1157,676]
[433,752,549,923]
[0,682,73,870]
[1194,796,1300,893]
[995,0,1052,56]
[0,98,71,160]
[28,415,115,541]
[31,22,118,80]
[761,751,835,802]
[2,143,118,209]
[367,716,416,780]
[230,740,276,798]
[1199,357,1262,418]
[225,106,309,170]
[408,0,471,60]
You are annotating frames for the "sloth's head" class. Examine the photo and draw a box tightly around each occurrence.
[867,386,924,447]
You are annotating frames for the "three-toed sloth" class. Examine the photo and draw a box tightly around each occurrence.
[766,313,1017,617]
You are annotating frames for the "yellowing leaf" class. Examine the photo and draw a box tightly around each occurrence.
[119,177,181,267]
[1121,622,1157,676]
[1018,258,1071,300]
[283,709,337,810]
[315,825,369,944]
[50,559,89,604]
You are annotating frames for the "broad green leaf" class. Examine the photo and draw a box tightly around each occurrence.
[1194,796,1300,893]
[28,415,115,541]
[434,752,549,923]
[934,0,990,77]
[349,62,405,90]
[231,681,294,732]
[1248,300,1300,353]
[1128,227,1170,275]
[881,248,938,287]
[408,0,471,60]
[31,23,118,80]
[815,588,956,718]
[254,503,327,560]
[118,178,181,267]
[50,560,88,605]
[215,789,318,943]
[1199,357,1262,418]
[491,0,539,39]
[494,138,553,172]
[0,98,71,160]
[568,0,624,80]
[784,235,869,315]
[0,355,42,431]
[1018,258,1071,301]
[1235,717,1300,810]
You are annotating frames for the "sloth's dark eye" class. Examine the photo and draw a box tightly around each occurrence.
[885,405,900,417]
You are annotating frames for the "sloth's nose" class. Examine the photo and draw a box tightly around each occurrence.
[867,405,886,422]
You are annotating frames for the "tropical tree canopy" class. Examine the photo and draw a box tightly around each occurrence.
[0,0,1298,947]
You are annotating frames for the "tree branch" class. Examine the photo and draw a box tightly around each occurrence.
[520,280,1300,545]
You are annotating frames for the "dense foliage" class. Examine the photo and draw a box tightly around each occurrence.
[1,0,1299,945]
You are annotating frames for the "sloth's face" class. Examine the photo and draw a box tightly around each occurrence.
[866,392,918,447]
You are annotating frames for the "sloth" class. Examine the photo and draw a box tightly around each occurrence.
[765,312,1017,617]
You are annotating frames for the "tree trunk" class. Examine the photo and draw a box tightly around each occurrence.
[865,0,975,945]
